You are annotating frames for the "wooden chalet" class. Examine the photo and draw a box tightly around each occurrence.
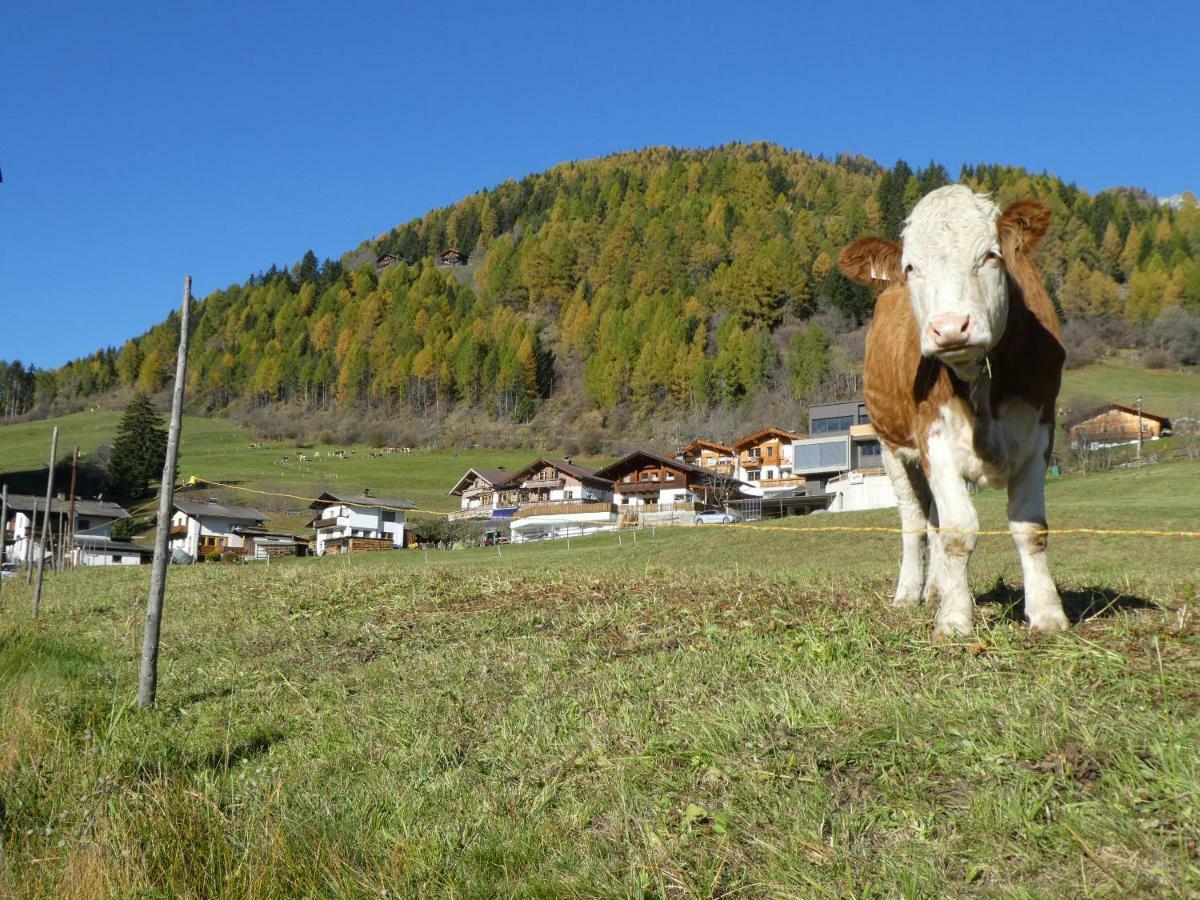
[375,253,400,272]
[437,248,468,267]
[675,439,737,476]
[595,450,742,509]
[169,499,267,560]
[448,467,520,519]
[505,458,614,513]
[1067,403,1172,449]
[732,427,805,488]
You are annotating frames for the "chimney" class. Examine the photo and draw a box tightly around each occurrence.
[208,497,219,503]
[362,488,371,497]
[564,456,573,466]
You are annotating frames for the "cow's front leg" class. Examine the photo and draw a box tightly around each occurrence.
[925,434,978,639]
[881,444,930,608]
[1008,434,1068,635]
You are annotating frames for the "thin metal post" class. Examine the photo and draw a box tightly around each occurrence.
[32,426,58,616]
[1135,395,1143,460]
[26,498,36,584]
[138,276,191,709]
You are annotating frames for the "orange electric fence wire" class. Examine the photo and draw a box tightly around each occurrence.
[185,476,1200,540]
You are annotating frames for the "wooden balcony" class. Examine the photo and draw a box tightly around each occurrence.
[513,501,614,520]
[168,525,188,539]
[311,516,339,530]
[850,423,877,439]
[615,479,681,494]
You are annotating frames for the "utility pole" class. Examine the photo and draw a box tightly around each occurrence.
[0,484,7,600]
[66,448,78,570]
[139,276,191,709]
[25,498,36,584]
[1135,395,1144,461]
[32,426,58,616]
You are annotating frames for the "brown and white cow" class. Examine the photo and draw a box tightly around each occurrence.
[839,185,1067,638]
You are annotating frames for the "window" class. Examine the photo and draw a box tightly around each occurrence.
[812,415,854,434]
[747,471,761,481]
[111,554,121,563]
[77,518,90,531]
[564,490,574,499]
[624,475,632,483]
[666,471,676,481]
[382,511,396,523]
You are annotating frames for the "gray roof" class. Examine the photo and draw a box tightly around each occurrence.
[173,499,265,522]
[309,491,416,511]
[1,493,129,519]
[448,467,516,495]
[75,536,154,555]
[506,458,613,488]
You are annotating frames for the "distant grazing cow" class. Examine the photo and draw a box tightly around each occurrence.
[839,185,1067,638]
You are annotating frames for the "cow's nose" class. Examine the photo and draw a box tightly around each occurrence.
[927,314,973,350]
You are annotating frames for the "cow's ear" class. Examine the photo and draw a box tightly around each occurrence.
[998,200,1052,256]
[838,237,902,286]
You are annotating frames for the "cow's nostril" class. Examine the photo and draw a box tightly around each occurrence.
[927,315,973,349]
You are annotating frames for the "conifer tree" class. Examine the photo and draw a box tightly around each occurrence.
[107,394,168,503]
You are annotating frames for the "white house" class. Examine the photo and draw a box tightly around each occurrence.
[2,494,138,567]
[308,490,414,555]
[502,458,616,543]
[447,467,519,519]
[169,499,266,560]
[74,537,154,566]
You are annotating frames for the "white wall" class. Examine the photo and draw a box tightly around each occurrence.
[314,503,406,554]
[78,548,143,567]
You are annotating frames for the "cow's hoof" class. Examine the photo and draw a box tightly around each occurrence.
[932,618,973,642]
[1028,610,1070,636]
[891,591,921,609]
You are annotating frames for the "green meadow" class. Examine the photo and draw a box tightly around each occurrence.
[1,457,1197,896]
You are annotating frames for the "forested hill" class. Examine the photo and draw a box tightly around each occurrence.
[13,143,1200,426]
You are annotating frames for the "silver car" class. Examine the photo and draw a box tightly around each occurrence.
[693,509,740,525]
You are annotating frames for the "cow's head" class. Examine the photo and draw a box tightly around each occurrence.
[839,185,1051,380]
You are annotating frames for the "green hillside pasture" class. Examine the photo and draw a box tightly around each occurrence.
[1061,357,1198,419]
[0,411,608,522]
[1,460,1197,895]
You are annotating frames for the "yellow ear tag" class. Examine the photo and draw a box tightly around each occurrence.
[985,356,993,379]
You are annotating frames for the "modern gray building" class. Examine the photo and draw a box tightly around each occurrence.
[792,399,884,491]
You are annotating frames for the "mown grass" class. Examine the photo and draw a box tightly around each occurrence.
[1,459,1197,896]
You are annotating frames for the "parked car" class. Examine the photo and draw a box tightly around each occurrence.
[693,509,741,525]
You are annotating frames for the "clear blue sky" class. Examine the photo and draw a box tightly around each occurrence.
[2,0,1196,368]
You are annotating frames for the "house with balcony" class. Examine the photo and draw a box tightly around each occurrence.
[595,450,744,525]
[2,494,146,566]
[308,489,414,555]
[731,427,807,496]
[504,458,615,543]
[792,399,894,511]
[169,499,267,560]
[447,467,520,520]
[675,439,737,476]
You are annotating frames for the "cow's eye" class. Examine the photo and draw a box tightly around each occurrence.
[982,251,1002,266]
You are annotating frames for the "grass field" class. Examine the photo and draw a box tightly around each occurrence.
[1,459,1197,895]
[0,411,607,525]
[1061,357,1198,418]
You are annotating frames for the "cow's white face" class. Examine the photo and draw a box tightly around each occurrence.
[901,186,1007,380]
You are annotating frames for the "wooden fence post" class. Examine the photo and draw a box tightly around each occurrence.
[0,484,7,599]
[138,276,191,709]
[32,426,58,616]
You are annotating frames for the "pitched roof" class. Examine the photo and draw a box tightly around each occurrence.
[1066,403,1172,429]
[732,426,806,450]
[173,499,265,522]
[308,490,417,511]
[2,494,128,519]
[594,449,732,483]
[505,458,613,488]
[448,467,516,496]
[677,438,735,457]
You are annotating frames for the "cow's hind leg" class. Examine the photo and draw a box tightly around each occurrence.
[881,444,929,608]
[1008,429,1068,635]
